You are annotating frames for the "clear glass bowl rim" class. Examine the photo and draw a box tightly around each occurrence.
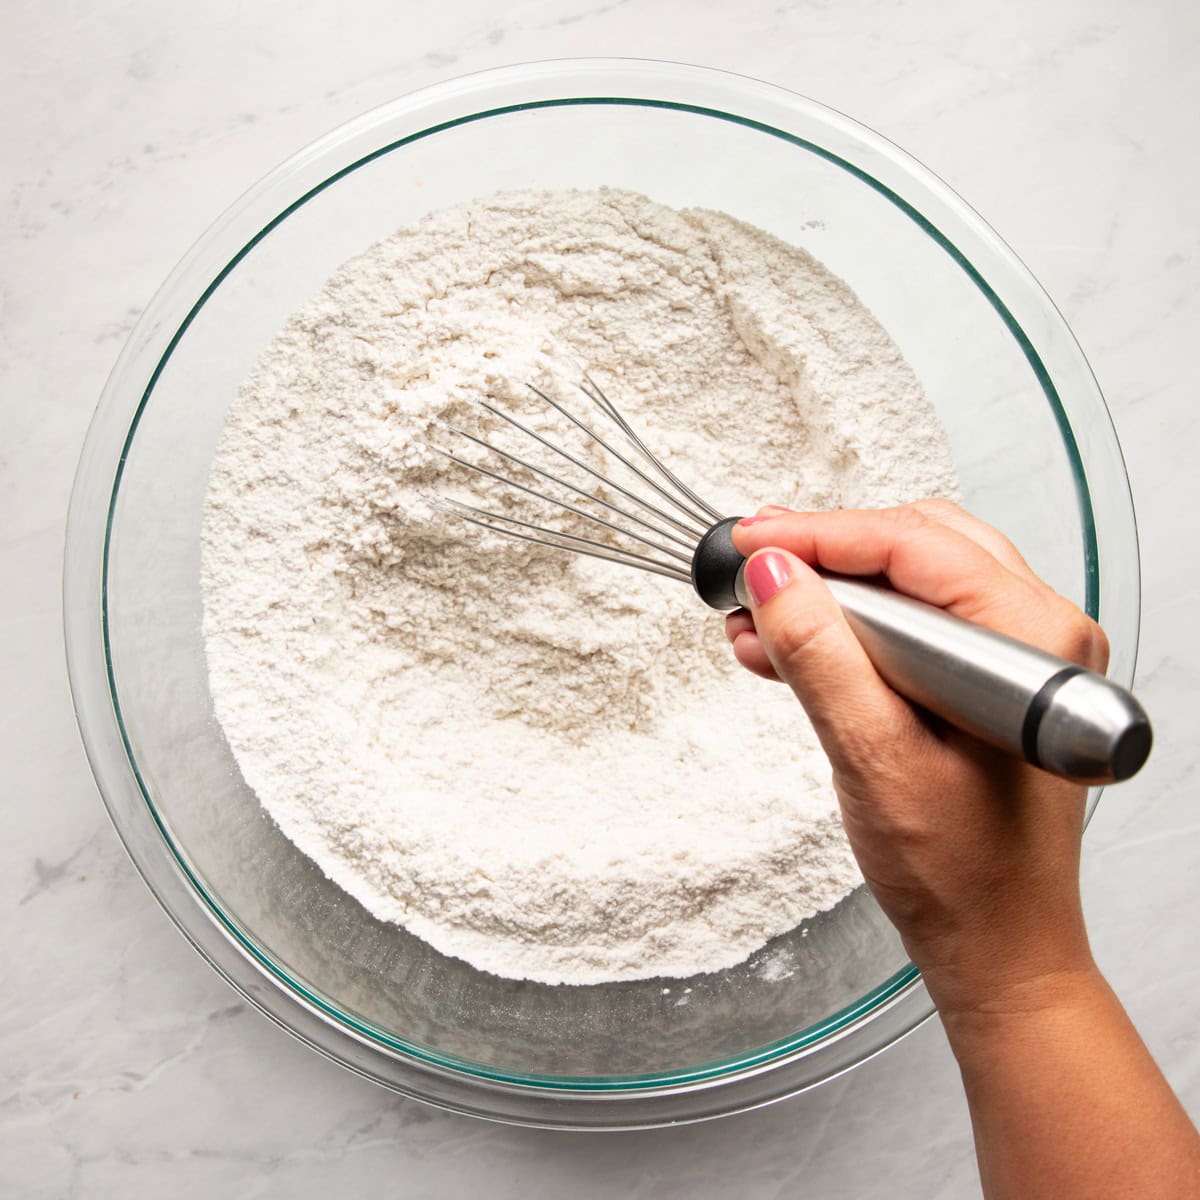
[62,57,1139,1128]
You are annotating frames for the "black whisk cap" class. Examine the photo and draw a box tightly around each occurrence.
[691,517,748,611]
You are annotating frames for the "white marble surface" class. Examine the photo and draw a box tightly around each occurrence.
[3,0,1197,1194]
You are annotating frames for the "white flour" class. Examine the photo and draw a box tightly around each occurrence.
[202,189,957,985]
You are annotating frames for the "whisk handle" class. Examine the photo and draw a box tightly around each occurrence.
[698,517,1149,783]
[700,513,1152,784]
[816,576,1150,785]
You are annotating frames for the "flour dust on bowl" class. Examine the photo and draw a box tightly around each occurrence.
[63,60,1139,1128]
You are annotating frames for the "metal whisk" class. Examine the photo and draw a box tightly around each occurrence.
[431,375,729,591]
[431,375,1151,786]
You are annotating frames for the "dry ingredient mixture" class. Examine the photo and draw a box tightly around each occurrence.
[202,188,957,985]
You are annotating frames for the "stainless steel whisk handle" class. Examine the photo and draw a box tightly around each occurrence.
[695,521,1151,785]
[816,576,1148,785]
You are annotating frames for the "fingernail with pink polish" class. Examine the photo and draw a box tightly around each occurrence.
[745,551,792,606]
[737,515,773,526]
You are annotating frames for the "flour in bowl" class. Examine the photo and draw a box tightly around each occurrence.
[201,188,957,985]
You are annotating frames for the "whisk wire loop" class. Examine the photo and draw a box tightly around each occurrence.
[432,497,692,582]
[432,443,692,565]
[578,375,724,525]
[523,384,711,535]
[433,418,697,553]
[433,374,724,582]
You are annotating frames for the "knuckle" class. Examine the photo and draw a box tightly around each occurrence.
[874,505,938,555]
[1052,607,1110,670]
[888,504,936,533]
[1075,618,1110,671]
[909,497,963,522]
[769,612,841,666]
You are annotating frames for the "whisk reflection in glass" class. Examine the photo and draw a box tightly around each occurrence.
[428,374,1150,786]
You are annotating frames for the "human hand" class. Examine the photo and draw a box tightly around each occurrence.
[726,501,1110,1019]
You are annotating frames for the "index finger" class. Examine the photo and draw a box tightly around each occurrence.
[731,506,1097,664]
[751,501,1042,582]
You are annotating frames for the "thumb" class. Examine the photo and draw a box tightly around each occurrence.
[742,549,916,774]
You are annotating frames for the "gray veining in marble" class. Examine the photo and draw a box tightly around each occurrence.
[2,1,1196,1195]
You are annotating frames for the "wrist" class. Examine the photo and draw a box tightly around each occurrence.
[898,896,1095,1018]
[929,959,1109,1056]
[910,927,1099,1029]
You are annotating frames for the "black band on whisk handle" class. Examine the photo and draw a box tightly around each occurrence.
[691,517,1152,786]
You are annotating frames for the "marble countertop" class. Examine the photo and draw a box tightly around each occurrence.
[3,1,1196,1195]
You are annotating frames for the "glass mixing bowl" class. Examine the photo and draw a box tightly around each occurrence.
[63,59,1139,1128]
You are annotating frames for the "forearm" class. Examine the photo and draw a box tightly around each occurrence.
[727,506,1197,1193]
[935,965,1200,1200]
